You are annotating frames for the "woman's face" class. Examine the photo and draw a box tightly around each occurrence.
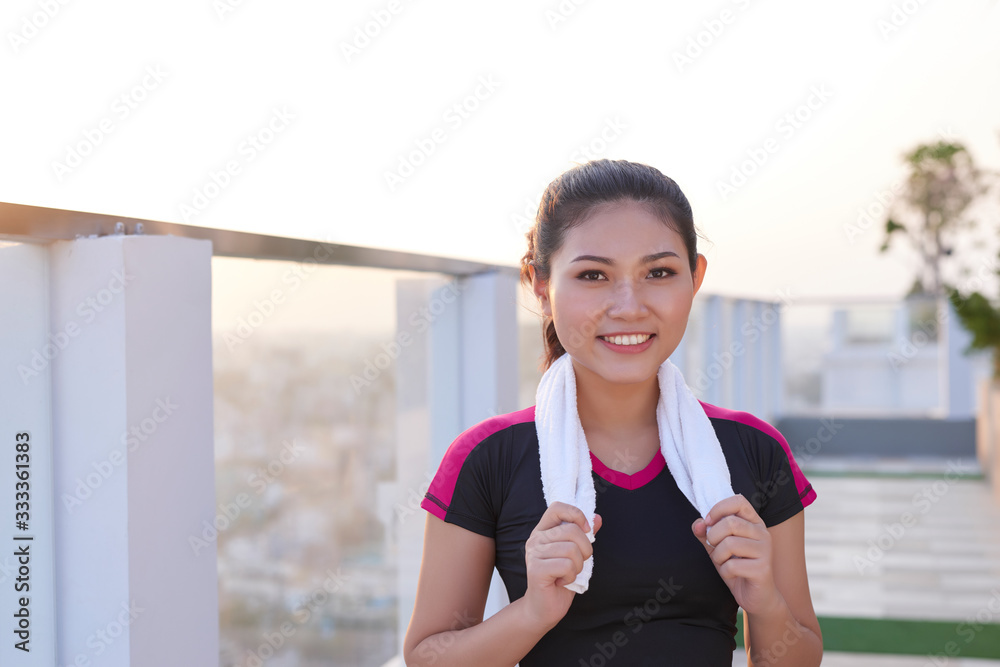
[533,200,707,387]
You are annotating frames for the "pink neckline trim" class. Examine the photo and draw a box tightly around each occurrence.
[589,449,666,490]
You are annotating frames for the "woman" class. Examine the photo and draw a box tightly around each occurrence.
[403,159,822,666]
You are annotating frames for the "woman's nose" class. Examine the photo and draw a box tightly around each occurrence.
[608,280,645,317]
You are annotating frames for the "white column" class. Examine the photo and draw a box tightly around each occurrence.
[766,299,783,421]
[0,242,57,666]
[702,295,723,406]
[42,235,216,666]
[729,299,747,413]
[945,294,983,419]
[395,270,519,658]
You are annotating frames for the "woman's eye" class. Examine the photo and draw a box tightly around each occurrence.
[577,268,677,281]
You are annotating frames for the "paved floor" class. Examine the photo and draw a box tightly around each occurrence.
[731,456,1000,666]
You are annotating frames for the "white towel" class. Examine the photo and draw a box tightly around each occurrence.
[534,351,734,594]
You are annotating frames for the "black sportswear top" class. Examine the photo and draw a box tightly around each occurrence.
[420,401,816,666]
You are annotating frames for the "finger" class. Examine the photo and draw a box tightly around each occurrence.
[530,556,583,588]
[592,513,602,535]
[718,553,769,582]
[541,522,595,561]
[705,513,765,548]
[707,535,761,565]
[529,540,586,576]
[691,518,714,551]
[704,493,763,528]
[535,501,592,535]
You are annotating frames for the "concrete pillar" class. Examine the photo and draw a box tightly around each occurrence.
[1,235,217,666]
[0,242,57,666]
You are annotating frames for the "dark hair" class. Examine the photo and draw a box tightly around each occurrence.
[519,159,705,371]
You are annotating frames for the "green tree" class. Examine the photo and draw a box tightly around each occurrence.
[880,140,987,297]
[947,286,1000,379]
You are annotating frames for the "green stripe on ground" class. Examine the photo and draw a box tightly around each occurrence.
[799,469,985,480]
[735,614,1000,658]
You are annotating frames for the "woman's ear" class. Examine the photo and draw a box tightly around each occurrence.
[530,265,552,318]
[692,254,708,296]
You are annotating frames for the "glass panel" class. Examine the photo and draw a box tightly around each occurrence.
[782,303,832,413]
[906,298,940,343]
[844,304,894,344]
[212,257,448,667]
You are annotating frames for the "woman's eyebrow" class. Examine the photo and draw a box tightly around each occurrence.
[570,251,680,265]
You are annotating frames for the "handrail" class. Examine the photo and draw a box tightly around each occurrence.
[0,201,518,278]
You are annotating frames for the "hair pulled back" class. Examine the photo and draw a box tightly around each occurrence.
[519,159,703,371]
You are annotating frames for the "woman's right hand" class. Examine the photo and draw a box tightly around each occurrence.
[521,502,602,630]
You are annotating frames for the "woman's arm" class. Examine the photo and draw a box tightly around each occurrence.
[403,503,600,667]
[742,511,823,666]
[401,514,551,667]
[692,496,822,667]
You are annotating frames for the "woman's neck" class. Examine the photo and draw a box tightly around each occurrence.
[572,357,660,438]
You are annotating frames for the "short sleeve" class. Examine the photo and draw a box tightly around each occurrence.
[419,421,506,538]
[752,423,817,527]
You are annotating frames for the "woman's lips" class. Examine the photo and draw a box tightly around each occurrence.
[597,334,655,354]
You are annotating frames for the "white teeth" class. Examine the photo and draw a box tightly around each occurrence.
[601,334,651,346]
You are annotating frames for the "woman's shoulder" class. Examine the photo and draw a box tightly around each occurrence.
[697,399,817,508]
[422,406,539,525]
[436,405,538,469]
[450,405,537,450]
[697,399,787,445]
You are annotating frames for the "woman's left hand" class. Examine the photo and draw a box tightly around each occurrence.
[691,493,783,616]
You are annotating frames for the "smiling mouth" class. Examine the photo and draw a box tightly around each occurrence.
[598,333,654,346]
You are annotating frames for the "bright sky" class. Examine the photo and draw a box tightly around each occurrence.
[4,0,1000,317]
